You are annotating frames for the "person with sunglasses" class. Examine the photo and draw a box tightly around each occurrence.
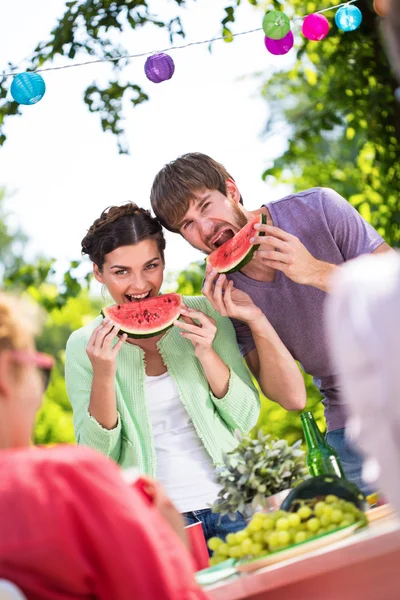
[0,292,210,600]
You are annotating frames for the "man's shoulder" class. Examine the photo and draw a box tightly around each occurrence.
[266,188,349,229]
[267,187,330,209]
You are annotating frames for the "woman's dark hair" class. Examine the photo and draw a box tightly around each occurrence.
[81,203,166,270]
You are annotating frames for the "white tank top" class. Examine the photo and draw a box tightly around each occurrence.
[145,371,221,513]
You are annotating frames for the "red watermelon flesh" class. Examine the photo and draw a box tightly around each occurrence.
[101,293,182,339]
[206,214,266,274]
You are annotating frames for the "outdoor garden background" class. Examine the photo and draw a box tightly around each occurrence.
[0,0,399,446]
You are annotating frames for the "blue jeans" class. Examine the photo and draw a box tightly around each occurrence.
[183,509,246,552]
[326,428,375,497]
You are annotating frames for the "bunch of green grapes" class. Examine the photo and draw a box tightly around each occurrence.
[208,495,366,566]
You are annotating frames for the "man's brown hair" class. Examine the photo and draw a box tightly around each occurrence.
[150,153,240,233]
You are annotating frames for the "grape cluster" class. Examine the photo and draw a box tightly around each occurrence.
[208,495,366,566]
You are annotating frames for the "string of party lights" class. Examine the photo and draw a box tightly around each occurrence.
[6,1,362,106]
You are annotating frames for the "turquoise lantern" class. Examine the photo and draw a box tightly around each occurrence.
[335,5,363,32]
[10,72,46,105]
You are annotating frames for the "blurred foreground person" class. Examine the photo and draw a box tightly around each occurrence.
[326,252,400,515]
[0,293,209,600]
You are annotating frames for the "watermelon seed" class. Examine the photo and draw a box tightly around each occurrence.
[117,305,121,309]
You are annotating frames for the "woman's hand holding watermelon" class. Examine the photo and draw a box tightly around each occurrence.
[203,268,262,325]
[86,318,127,377]
[175,304,231,399]
[174,306,217,358]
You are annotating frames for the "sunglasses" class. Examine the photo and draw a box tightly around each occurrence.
[9,350,55,391]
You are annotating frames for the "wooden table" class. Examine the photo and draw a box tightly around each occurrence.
[206,514,400,600]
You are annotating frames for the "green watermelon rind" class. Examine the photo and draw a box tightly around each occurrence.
[207,213,267,274]
[100,293,182,339]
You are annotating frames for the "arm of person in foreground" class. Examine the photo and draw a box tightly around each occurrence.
[174,296,261,433]
[65,321,127,462]
[59,449,209,600]
[202,270,306,412]
[250,188,393,293]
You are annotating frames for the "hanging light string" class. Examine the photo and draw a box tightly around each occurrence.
[307,0,357,15]
[1,0,359,79]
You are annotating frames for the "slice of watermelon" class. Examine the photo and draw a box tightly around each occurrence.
[206,214,267,274]
[101,293,182,339]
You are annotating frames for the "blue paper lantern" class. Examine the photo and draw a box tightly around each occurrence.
[335,5,363,32]
[144,53,175,83]
[10,72,46,105]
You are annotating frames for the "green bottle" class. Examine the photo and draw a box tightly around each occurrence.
[301,412,346,479]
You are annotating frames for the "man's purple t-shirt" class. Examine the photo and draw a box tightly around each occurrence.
[228,187,384,432]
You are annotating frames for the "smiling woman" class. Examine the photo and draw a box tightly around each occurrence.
[65,202,261,543]
[93,238,165,305]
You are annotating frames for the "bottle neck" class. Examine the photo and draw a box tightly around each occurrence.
[301,412,326,450]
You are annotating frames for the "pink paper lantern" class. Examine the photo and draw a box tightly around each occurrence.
[264,30,294,55]
[302,14,330,41]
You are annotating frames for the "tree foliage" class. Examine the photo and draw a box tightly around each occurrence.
[34,291,101,445]
[261,1,400,246]
[0,0,256,153]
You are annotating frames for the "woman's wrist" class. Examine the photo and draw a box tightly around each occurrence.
[196,347,230,399]
[92,367,117,381]
[194,346,216,362]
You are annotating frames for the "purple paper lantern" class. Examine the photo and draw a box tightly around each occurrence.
[302,14,330,41]
[144,53,175,83]
[264,30,294,55]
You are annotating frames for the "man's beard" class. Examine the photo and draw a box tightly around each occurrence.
[204,204,248,252]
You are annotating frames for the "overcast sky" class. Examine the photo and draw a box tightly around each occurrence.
[0,0,294,283]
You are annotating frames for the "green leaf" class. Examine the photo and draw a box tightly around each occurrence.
[222,27,234,42]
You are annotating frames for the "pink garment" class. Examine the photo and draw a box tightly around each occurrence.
[326,251,400,514]
[0,445,209,600]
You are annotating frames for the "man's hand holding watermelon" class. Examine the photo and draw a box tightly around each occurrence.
[202,263,304,410]
[250,223,338,293]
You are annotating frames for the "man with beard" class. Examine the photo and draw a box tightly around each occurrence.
[150,152,392,495]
